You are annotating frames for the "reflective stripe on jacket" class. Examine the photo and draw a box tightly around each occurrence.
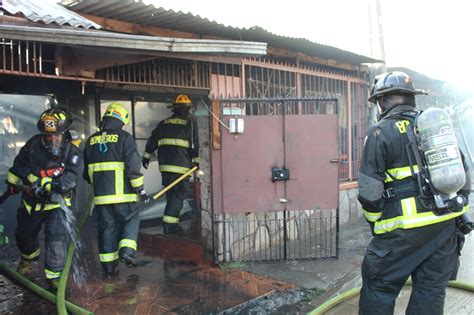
[143,114,199,173]
[83,128,143,205]
[358,105,470,235]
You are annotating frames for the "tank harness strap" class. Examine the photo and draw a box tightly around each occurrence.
[383,177,419,201]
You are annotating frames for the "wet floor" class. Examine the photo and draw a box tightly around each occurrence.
[0,214,295,314]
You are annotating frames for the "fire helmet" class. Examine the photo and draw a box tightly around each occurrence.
[368,71,426,103]
[103,102,130,125]
[172,94,192,108]
[37,108,73,157]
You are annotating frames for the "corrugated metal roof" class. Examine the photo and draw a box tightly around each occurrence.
[0,0,101,29]
[62,0,381,65]
[0,24,267,56]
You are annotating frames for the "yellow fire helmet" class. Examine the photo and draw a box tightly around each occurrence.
[37,108,72,134]
[103,102,130,125]
[173,94,192,108]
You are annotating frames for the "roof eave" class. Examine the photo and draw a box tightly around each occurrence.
[0,24,267,56]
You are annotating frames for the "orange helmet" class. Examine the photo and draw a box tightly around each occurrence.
[173,94,192,108]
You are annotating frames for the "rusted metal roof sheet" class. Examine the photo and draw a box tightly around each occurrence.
[0,0,101,29]
[62,0,380,65]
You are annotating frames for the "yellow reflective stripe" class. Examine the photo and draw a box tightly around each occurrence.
[363,209,382,222]
[21,248,40,260]
[159,165,190,174]
[401,197,417,216]
[179,208,184,216]
[7,172,20,185]
[163,215,179,224]
[41,177,53,192]
[94,194,138,205]
[143,151,153,159]
[119,239,137,251]
[88,161,125,195]
[158,138,190,148]
[27,173,39,183]
[23,199,72,212]
[130,176,144,188]
[100,251,119,263]
[385,165,420,183]
[165,118,187,125]
[374,207,466,234]
[45,269,61,279]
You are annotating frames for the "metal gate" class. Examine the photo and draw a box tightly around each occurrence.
[212,97,340,262]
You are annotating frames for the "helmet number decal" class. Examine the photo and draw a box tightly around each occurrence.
[43,118,57,132]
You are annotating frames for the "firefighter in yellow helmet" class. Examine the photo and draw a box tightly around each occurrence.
[83,102,149,278]
[6,108,81,290]
[142,95,200,234]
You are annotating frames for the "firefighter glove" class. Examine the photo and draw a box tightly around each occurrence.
[142,158,150,170]
[0,224,9,246]
[138,189,150,204]
[39,165,64,178]
[6,183,19,195]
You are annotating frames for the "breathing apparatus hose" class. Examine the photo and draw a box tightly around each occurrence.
[0,260,92,315]
[57,191,95,315]
[308,279,474,315]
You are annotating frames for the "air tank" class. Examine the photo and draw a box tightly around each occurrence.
[417,107,466,197]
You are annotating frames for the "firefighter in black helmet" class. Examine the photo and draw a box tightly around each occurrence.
[83,102,150,278]
[358,71,471,314]
[6,108,82,290]
[142,95,199,234]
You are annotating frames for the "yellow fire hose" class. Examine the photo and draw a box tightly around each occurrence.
[124,165,199,221]
[308,279,474,315]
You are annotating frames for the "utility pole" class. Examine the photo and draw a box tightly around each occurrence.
[368,0,386,74]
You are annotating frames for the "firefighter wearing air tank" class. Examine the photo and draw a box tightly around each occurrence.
[6,108,81,290]
[83,103,150,278]
[142,95,200,234]
[357,71,471,314]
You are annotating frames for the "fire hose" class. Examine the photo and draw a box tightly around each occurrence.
[308,279,474,315]
[56,190,94,315]
[124,165,199,221]
[0,185,94,314]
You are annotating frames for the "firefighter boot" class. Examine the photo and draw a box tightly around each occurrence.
[102,261,118,280]
[119,248,142,267]
[47,278,60,291]
[17,259,35,277]
[163,223,183,235]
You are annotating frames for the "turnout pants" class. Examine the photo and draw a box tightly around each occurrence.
[359,219,458,315]
[96,203,139,272]
[162,172,187,225]
[15,207,67,280]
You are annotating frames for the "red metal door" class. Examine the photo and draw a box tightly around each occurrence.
[213,99,339,214]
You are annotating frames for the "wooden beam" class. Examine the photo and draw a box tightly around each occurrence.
[78,13,226,40]
[212,100,221,150]
[267,46,364,72]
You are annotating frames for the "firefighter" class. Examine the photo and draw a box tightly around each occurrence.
[142,95,199,234]
[358,71,471,314]
[6,108,81,290]
[83,102,149,278]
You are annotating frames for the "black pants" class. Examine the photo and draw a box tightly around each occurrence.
[96,203,139,272]
[15,207,67,277]
[359,219,458,315]
[162,172,187,224]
